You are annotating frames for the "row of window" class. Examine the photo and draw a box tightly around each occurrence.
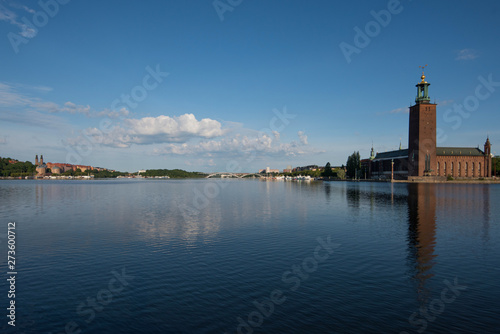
[437,161,482,177]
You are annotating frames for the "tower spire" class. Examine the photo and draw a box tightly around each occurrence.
[419,64,428,83]
[415,65,431,104]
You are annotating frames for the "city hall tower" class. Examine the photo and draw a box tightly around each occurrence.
[408,68,437,177]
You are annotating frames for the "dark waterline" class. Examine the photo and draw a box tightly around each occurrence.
[0,179,499,333]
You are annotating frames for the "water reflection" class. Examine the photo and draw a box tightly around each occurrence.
[324,182,331,202]
[405,183,492,303]
[406,183,437,303]
[343,182,493,305]
[482,185,490,245]
[344,182,408,208]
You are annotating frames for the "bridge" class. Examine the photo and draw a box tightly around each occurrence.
[205,173,263,179]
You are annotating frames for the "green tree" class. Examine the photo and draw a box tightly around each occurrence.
[140,169,206,178]
[346,151,361,179]
[334,168,346,180]
[321,162,334,177]
[493,156,500,176]
[0,158,35,177]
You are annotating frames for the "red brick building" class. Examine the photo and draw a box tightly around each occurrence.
[369,72,492,180]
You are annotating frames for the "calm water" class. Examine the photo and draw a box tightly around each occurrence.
[0,179,499,333]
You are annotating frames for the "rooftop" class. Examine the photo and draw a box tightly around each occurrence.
[374,149,409,161]
[436,147,484,156]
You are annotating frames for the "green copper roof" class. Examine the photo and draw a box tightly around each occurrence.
[373,149,409,161]
[436,147,484,156]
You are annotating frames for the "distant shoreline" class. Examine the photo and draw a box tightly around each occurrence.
[2,176,499,184]
[322,178,500,184]
[0,176,203,180]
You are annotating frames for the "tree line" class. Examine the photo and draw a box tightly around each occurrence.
[0,158,36,177]
[139,169,206,178]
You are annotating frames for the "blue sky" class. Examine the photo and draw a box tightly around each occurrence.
[1,0,499,172]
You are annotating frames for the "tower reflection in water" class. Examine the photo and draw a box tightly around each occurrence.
[405,183,491,304]
[406,183,437,303]
[343,182,491,306]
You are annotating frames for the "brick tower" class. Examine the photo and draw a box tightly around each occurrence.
[484,137,492,177]
[408,68,437,177]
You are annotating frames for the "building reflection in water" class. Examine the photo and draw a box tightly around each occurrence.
[405,183,491,303]
[406,183,437,303]
[343,182,491,304]
[35,183,44,213]
[482,185,490,245]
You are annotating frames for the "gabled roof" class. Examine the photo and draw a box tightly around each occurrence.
[436,147,484,156]
[374,149,409,161]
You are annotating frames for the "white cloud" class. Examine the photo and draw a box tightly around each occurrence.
[456,49,479,60]
[0,109,69,130]
[0,3,37,38]
[0,82,130,118]
[22,5,35,14]
[152,131,320,158]
[126,114,222,139]
[0,82,34,106]
[298,131,308,145]
[73,114,224,148]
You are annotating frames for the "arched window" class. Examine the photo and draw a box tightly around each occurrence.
[472,162,475,177]
[479,162,482,177]
[444,162,447,175]
[465,162,468,177]
[458,162,461,177]
[451,162,454,176]
[437,162,440,176]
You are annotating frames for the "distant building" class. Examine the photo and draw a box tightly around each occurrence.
[43,158,105,175]
[51,165,62,174]
[259,168,280,174]
[292,165,319,172]
[35,154,47,177]
[367,72,492,180]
